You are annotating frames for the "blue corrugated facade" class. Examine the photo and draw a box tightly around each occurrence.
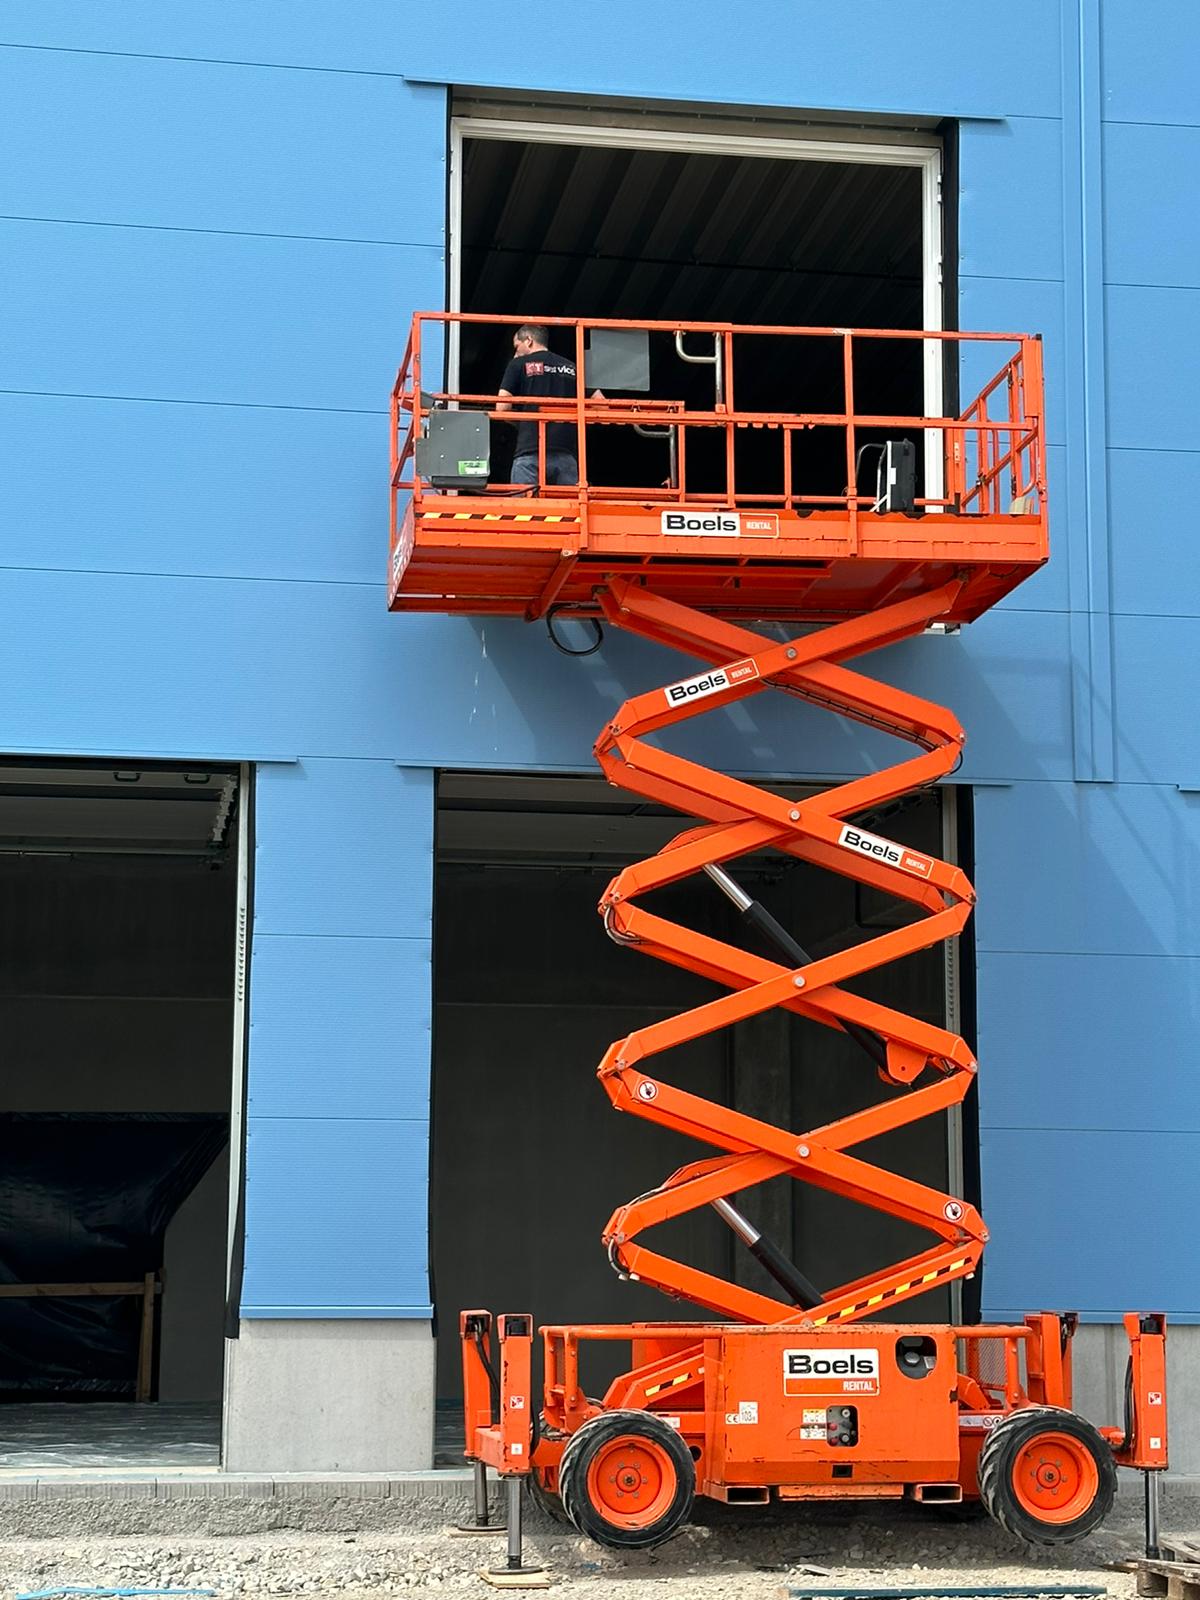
[1,1,1197,1330]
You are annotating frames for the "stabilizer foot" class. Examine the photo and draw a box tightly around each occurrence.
[453,1459,506,1535]
[480,1476,550,1588]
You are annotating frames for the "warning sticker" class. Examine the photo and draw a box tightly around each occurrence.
[802,1409,826,1425]
[725,1400,759,1426]
[800,1425,826,1440]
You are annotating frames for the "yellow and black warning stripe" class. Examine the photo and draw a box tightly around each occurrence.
[811,1259,968,1327]
[645,1367,702,1397]
[446,511,570,524]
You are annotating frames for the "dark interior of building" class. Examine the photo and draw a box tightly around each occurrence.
[0,763,237,1468]
[457,137,926,500]
[430,774,956,1430]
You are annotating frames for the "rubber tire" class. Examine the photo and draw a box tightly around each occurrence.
[978,1406,1117,1545]
[527,1466,573,1526]
[558,1410,695,1551]
[527,1414,573,1526]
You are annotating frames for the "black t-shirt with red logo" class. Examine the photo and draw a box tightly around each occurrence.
[499,350,580,457]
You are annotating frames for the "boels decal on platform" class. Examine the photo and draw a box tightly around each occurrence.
[784,1348,881,1398]
[660,511,779,536]
[664,658,761,708]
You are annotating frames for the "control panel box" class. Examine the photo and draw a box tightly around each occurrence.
[711,1325,960,1487]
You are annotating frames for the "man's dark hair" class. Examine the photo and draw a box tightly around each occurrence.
[515,323,549,347]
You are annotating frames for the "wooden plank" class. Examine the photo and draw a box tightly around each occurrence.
[1134,1561,1200,1600]
[136,1272,156,1403]
[0,1282,146,1298]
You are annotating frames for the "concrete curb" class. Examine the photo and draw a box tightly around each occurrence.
[0,1469,484,1503]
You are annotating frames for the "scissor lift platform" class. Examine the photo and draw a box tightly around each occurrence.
[389,313,1047,623]
[387,315,1168,1571]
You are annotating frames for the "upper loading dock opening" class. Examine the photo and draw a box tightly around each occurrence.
[457,136,926,501]
[391,123,1046,622]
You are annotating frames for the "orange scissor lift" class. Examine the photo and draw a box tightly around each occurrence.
[390,314,1167,1574]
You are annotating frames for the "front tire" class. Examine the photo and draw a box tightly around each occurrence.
[978,1406,1116,1544]
[558,1410,695,1550]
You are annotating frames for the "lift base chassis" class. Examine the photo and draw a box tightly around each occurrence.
[463,1311,1166,1510]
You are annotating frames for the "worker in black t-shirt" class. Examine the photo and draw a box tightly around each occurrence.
[496,324,601,487]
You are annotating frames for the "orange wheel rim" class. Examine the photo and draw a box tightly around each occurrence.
[585,1436,676,1530]
[1011,1431,1100,1524]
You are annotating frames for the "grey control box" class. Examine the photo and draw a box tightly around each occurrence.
[416,410,491,490]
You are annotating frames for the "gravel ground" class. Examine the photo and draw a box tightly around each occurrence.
[0,1484,1190,1600]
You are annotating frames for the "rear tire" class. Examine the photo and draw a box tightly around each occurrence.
[527,1413,572,1525]
[527,1465,572,1525]
[978,1406,1116,1544]
[558,1410,695,1550]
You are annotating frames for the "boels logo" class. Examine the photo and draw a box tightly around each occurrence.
[837,824,934,880]
[664,658,760,708]
[662,511,739,535]
[659,511,779,537]
[784,1347,881,1398]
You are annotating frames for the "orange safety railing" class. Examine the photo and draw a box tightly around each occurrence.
[390,312,1045,550]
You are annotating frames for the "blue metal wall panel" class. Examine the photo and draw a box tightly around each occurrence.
[249,934,431,1122]
[977,952,1200,1134]
[2,1,1197,1325]
[241,1114,431,1316]
[0,394,384,584]
[1109,448,1200,618]
[1100,0,1200,127]
[974,784,1200,959]
[0,570,1077,783]
[405,0,1063,120]
[1106,285,1200,452]
[959,118,1064,284]
[0,7,408,72]
[3,219,436,410]
[245,762,434,1314]
[1112,617,1200,785]
[0,50,446,243]
[1103,123,1200,290]
[980,1129,1200,1321]
[255,761,433,940]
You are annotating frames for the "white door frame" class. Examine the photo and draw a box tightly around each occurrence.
[224,765,251,1300]
[448,114,944,492]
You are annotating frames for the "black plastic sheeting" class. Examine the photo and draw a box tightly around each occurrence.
[0,1114,228,1397]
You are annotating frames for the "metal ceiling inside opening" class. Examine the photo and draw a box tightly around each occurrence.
[460,136,924,329]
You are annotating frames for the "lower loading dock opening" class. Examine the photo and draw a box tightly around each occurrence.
[456,130,930,502]
[430,774,967,1460]
[0,761,239,1469]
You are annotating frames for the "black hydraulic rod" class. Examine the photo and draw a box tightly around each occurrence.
[712,1196,822,1309]
[704,863,889,1072]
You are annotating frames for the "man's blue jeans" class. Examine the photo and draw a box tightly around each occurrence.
[512,451,578,486]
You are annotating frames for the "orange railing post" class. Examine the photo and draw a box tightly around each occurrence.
[843,332,858,550]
